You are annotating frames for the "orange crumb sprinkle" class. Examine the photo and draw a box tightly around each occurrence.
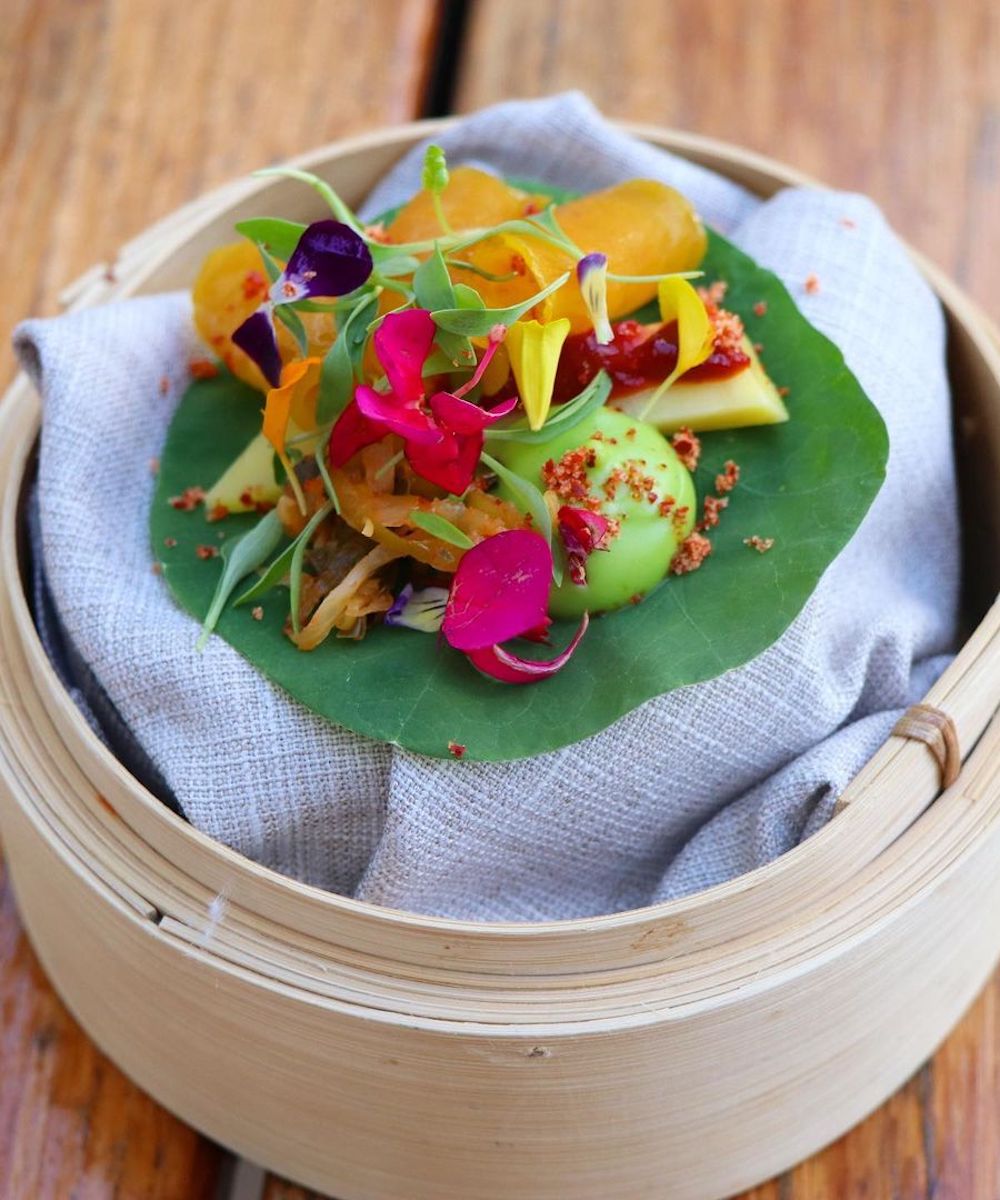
[603,459,657,505]
[189,358,220,380]
[744,535,775,554]
[251,606,264,621]
[169,486,205,511]
[242,270,267,301]
[542,445,600,509]
[839,217,856,229]
[206,503,230,523]
[715,461,740,496]
[447,741,466,759]
[195,544,219,560]
[149,457,160,476]
[163,536,177,549]
[151,561,162,575]
[778,385,791,397]
[158,376,170,396]
[670,531,712,575]
[752,300,768,317]
[671,427,701,472]
[804,274,821,295]
[698,495,729,531]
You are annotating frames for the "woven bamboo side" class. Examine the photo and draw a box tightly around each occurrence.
[0,123,998,1199]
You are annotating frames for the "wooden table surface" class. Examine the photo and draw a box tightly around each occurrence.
[2,2,998,1197]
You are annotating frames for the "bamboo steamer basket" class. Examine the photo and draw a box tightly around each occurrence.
[0,120,999,1200]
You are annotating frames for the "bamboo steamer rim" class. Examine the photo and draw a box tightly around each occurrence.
[1,120,999,1001]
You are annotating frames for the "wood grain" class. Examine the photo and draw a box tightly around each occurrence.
[456,0,1000,324]
[0,854,222,1199]
[0,0,440,389]
[0,2,438,1197]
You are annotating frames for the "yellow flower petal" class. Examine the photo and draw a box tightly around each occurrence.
[506,318,571,431]
[657,277,715,390]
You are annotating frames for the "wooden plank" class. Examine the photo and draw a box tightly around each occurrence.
[0,855,223,1199]
[0,0,440,390]
[455,2,1000,1197]
[0,2,439,1197]
[456,0,1000,323]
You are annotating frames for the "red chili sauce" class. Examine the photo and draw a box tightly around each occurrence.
[552,319,750,405]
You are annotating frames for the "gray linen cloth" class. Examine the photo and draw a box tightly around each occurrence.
[14,94,959,920]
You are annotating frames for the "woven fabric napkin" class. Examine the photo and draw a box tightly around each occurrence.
[15,93,959,920]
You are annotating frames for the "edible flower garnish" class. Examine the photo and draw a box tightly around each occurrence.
[233,220,373,386]
[262,356,321,512]
[557,506,616,586]
[442,529,588,683]
[636,277,714,419]
[329,309,514,494]
[506,318,571,431]
[384,583,449,632]
[576,252,613,344]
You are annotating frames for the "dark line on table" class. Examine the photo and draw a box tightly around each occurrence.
[421,0,473,117]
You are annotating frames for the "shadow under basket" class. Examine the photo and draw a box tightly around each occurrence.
[1,122,999,1200]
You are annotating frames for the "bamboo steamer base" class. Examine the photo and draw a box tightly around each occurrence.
[1,122,999,1200]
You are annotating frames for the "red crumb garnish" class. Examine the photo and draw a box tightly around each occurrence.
[206,503,229,523]
[715,461,740,495]
[163,536,177,548]
[696,284,746,360]
[778,385,790,397]
[251,606,264,621]
[629,593,643,605]
[658,495,676,518]
[752,300,768,317]
[195,544,219,560]
[670,532,712,575]
[671,427,701,472]
[804,274,821,295]
[189,358,219,380]
[542,445,600,510]
[839,217,856,229]
[603,460,658,505]
[169,486,205,511]
[103,264,117,283]
[363,223,391,244]
[447,741,466,759]
[242,270,267,301]
[159,376,170,396]
[744,535,775,554]
[698,495,729,531]
[151,562,162,575]
[523,201,542,216]
[510,254,527,276]
[753,341,764,353]
[149,457,160,475]
[625,427,637,440]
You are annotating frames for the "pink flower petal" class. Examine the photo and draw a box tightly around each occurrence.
[405,431,478,494]
[428,391,517,435]
[466,613,590,684]
[557,506,616,586]
[374,309,435,407]
[452,325,508,399]
[356,384,441,446]
[328,399,386,468]
[443,529,553,652]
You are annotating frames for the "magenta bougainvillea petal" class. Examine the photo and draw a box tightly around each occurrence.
[406,392,517,494]
[328,399,386,468]
[374,309,436,407]
[278,220,373,303]
[232,306,283,388]
[356,384,441,445]
[443,530,553,652]
[466,613,590,684]
[557,505,616,585]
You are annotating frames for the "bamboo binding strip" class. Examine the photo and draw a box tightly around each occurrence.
[894,703,962,789]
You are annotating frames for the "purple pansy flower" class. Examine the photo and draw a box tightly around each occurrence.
[233,220,373,386]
